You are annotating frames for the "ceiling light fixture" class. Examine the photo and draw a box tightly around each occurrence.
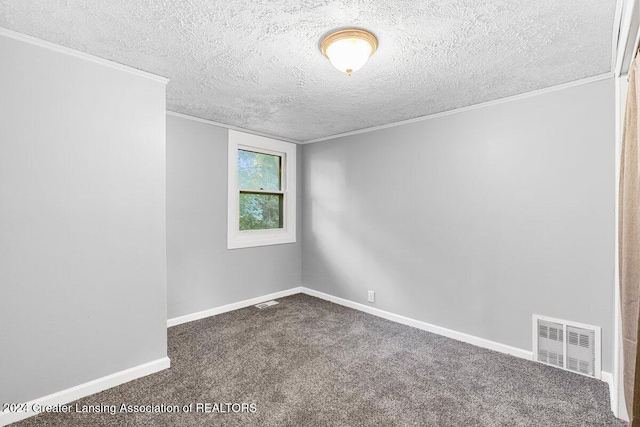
[321,29,378,75]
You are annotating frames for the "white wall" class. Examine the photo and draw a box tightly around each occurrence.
[302,78,616,372]
[166,114,302,320]
[0,34,168,404]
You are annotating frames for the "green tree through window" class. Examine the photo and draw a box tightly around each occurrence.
[237,150,283,230]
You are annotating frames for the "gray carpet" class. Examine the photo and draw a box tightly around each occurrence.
[13,294,622,426]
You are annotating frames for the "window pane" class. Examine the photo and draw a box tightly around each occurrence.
[239,193,283,230]
[238,149,281,191]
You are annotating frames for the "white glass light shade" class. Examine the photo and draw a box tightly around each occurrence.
[325,38,372,74]
[321,29,378,75]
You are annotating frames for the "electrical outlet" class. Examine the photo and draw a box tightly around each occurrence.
[368,291,375,303]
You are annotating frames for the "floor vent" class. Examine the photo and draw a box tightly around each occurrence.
[255,300,279,309]
[533,315,601,379]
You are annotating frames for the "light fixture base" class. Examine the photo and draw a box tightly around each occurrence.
[320,28,378,75]
[320,29,378,58]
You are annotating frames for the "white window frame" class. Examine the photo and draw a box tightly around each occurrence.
[227,130,296,249]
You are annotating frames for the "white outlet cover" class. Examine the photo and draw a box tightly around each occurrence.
[368,291,375,303]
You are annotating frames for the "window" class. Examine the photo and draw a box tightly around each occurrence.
[227,130,296,249]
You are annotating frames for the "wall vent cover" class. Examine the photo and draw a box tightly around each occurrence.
[255,300,279,309]
[532,315,601,379]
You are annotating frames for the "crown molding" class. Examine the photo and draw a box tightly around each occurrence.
[0,27,169,85]
[303,72,614,144]
[614,0,640,77]
[166,111,301,144]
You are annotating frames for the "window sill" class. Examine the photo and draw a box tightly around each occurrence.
[227,230,296,249]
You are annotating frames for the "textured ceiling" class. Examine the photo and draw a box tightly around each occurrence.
[0,1,617,142]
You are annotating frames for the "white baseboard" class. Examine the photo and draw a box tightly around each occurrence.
[300,287,533,360]
[164,286,617,417]
[167,287,304,327]
[300,287,614,396]
[0,357,170,427]
[3,288,615,425]
[600,371,619,418]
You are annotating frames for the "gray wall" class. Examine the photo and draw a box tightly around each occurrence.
[302,78,616,371]
[166,114,302,319]
[0,35,168,404]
